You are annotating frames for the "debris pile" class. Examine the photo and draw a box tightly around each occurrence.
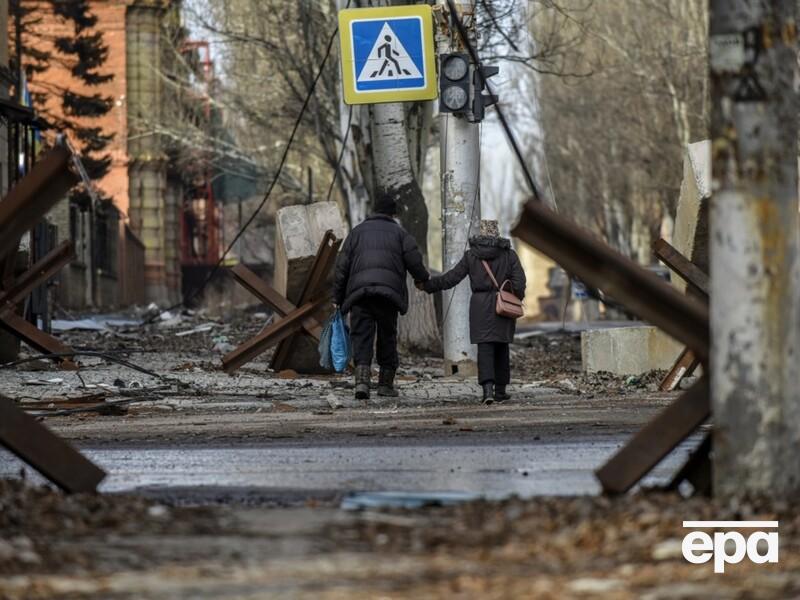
[0,478,220,574]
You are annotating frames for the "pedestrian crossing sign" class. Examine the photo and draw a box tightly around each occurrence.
[339,5,437,105]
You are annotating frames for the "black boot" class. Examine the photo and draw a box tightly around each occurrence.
[355,365,371,400]
[482,382,494,404]
[494,385,510,402]
[377,368,400,397]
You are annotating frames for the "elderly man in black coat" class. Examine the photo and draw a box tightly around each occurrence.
[333,194,430,400]
[421,220,526,403]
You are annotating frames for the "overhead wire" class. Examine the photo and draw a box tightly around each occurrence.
[445,0,542,203]
[0,351,166,380]
[147,0,353,322]
[436,0,479,332]
[446,0,624,317]
[326,103,354,203]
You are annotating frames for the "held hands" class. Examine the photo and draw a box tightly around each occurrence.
[414,280,429,292]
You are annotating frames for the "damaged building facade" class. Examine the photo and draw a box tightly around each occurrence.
[17,0,241,308]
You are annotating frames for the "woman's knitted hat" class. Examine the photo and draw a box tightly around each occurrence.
[479,219,499,238]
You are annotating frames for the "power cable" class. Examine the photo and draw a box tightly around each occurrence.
[147,1,352,322]
[447,0,623,318]
[0,351,165,380]
[326,103,354,203]
[445,0,542,203]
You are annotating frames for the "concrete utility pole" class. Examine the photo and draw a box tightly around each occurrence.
[437,0,480,377]
[709,0,800,500]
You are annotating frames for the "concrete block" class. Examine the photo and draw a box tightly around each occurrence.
[672,140,710,294]
[273,202,347,373]
[274,202,348,302]
[581,326,683,376]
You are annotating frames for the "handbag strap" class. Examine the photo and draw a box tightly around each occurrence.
[481,260,500,290]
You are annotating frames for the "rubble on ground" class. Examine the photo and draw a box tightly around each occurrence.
[0,479,797,598]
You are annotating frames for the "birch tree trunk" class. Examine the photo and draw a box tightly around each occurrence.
[371,101,441,353]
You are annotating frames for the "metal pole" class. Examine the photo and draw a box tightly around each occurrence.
[438,0,480,377]
[709,0,800,500]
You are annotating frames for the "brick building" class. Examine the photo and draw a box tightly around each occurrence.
[26,0,185,306]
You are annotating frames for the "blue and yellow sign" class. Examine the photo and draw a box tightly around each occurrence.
[339,5,438,105]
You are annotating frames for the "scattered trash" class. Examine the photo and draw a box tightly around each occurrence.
[442,417,457,425]
[157,311,183,328]
[557,378,578,392]
[22,378,64,386]
[326,393,343,410]
[341,491,480,511]
[212,336,236,354]
[175,324,215,337]
[272,401,298,412]
[51,315,141,332]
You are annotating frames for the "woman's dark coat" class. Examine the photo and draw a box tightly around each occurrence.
[334,214,429,315]
[425,236,526,344]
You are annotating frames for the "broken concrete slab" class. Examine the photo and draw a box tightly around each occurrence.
[273,202,347,373]
[672,140,710,295]
[581,326,683,376]
[273,202,348,303]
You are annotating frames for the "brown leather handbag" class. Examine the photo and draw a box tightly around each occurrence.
[481,260,524,319]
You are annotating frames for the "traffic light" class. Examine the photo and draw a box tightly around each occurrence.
[473,65,499,122]
[439,53,470,115]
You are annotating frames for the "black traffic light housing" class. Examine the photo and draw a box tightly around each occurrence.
[438,53,470,115]
[473,65,499,122]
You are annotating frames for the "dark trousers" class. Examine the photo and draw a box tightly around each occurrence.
[477,342,510,385]
[350,298,399,370]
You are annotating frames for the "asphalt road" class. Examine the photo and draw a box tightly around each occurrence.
[0,435,700,504]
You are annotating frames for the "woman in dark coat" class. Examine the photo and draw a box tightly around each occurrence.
[421,220,526,403]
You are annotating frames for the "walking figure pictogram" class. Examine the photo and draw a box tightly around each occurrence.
[371,34,412,78]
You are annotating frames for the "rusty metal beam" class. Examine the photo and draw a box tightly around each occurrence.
[651,240,706,392]
[272,231,341,371]
[0,241,74,318]
[660,348,701,392]
[231,264,323,338]
[296,231,341,304]
[653,238,709,298]
[0,146,78,261]
[512,200,709,361]
[0,393,106,493]
[595,376,710,494]
[0,312,77,369]
[667,433,712,496]
[222,295,330,373]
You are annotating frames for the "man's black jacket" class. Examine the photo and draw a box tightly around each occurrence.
[334,214,429,315]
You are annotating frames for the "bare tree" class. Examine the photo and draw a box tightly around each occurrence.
[522,0,708,261]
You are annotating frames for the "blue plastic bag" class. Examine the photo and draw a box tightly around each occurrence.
[330,309,351,373]
[318,314,334,371]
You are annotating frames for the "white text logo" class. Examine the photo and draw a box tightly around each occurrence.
[682,520,779,573]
